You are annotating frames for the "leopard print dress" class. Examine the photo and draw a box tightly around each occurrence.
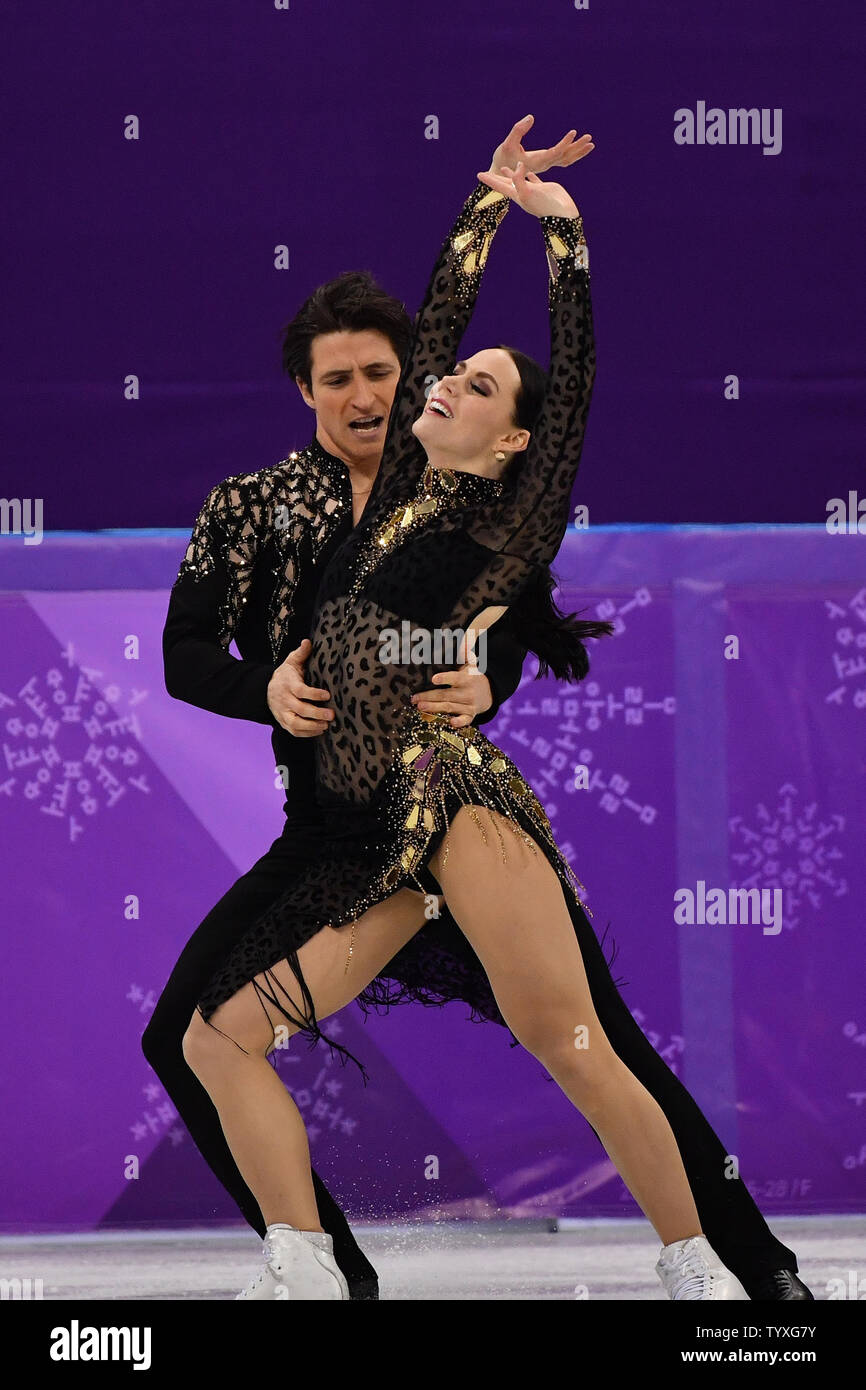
[196,180,596,1081]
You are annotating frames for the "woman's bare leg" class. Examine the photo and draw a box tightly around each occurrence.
[429,806,702,1245]
[182,886,434,1232]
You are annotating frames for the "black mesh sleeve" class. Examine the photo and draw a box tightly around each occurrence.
[365,179,512,518]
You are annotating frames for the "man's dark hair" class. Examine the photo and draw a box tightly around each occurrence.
[279,271,414,390]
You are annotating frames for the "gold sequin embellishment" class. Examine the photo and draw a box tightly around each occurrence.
[371,707,592,916]
[349,463,502,601]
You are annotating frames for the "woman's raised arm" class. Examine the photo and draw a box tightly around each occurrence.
[366,120,590,516]
[467,158,596,573]
[364,181,510,515]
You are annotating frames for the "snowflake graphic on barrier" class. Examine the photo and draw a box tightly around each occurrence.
[129,1084,180,1146]
[0,641,150,842]
[271,1026,362,1143]
[729,783,847,932]
[824,588,866,712]
[629,1007,684,1074]
[128,985,184,1147]
[493,586,675,857]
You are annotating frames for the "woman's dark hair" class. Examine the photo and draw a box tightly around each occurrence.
[507,568,615,683]
[279,271,413,390]
[496,343,549,448]
[492,346,614,681]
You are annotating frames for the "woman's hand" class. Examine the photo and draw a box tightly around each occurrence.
[476,161,584,220]
[487,114,592,179]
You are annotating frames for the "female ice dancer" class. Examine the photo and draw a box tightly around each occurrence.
[181,125,761,1301]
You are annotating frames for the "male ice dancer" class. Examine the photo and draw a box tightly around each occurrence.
[144,119,811,1301]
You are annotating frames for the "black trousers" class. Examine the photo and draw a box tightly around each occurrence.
[141,815,798,1299]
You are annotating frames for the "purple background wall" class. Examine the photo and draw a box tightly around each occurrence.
[1,3,864,1228]
[1,0,863,528]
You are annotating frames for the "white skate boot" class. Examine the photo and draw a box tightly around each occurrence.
[656,1235,750,1300]
[235,1223,349,1300]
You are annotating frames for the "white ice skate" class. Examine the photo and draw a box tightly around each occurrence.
[235,1223,349,1300]
[656,1234,750,1300]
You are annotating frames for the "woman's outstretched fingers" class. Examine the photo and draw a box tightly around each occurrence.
[501,161,542,186]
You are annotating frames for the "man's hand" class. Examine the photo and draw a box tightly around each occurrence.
[411,662,494,730]
[266,639,335,737]
[488,114,592,179]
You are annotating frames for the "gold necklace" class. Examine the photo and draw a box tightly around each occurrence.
[373,464,458,549]
[348,464,460,600]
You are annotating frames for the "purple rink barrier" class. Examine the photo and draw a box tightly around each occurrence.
[0,524,864,1229]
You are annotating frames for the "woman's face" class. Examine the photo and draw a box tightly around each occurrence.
[411,347,529,468]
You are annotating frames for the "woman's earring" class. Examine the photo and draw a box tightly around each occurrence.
[494,450,506,463]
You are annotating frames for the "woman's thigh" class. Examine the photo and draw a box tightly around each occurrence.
[428,805,616,1066]
[186,885,437,1057]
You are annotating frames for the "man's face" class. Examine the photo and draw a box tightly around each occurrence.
[297,330,402,466]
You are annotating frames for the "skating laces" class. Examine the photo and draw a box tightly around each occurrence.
[672,1268,718,1300]
[663,1239,718,1300]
